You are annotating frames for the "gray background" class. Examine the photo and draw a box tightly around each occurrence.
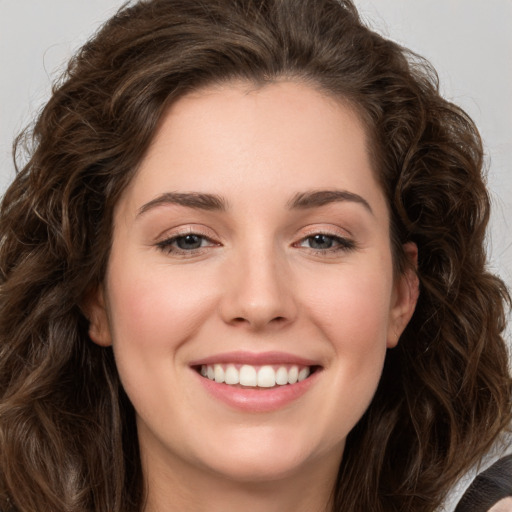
[1,0,511,345]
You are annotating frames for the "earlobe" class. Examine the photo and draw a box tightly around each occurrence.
[82,285,112,347]
[387,242,420,348]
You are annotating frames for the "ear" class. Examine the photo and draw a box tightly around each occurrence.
[387,242,420,348]
[82,285,112,347]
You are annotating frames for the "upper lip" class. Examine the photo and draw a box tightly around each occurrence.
[189,351,321,367]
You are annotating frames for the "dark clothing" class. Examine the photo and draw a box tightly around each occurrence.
[455,455,512,512]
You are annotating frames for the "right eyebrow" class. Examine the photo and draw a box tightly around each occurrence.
[137,192,228,217]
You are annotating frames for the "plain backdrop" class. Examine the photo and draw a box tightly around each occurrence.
[0,1,511,325]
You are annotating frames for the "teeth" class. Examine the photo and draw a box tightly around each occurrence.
[199,363,312,388]
[288,366,299,384]
[214,364,224,383]
[298,367,310,382]
[275,366,288,385]
[224,364,239,385]
[239,365,257,386]
[257,365,275,387]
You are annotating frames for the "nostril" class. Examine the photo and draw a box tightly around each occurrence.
[226,313,292,329]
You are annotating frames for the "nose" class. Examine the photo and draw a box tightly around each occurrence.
[219,245,298,331]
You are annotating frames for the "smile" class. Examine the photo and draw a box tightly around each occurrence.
[190,351,322,411]
[199,363,313,388]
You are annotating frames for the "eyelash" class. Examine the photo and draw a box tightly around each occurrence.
[155,230,357,256]
[294,233,357,254]
[156,231,218,255]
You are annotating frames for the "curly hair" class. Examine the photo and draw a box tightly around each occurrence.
[0,0,510,511]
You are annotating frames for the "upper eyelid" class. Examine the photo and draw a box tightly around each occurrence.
[293,226,358,251]
[297,222,354,237]
[299,232,350,242]
[157,232,219,247]
[295,233,355,247]
[155,224,219,242]
[155,233,220,256]
[153,224,356,245]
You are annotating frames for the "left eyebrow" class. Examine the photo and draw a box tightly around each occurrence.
[137,192,228,217]
[287,189,374,215]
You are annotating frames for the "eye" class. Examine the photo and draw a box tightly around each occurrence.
[305,234,336,250]
[156,232,218,254]
[296,233,356,253]
[173,234,208,250]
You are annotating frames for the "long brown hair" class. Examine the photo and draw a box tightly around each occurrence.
[1,1,510,511]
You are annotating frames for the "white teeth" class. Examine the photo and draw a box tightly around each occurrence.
[298,367,311,381]
[288,366,299,384]
[199,363,314,388]
[257,365,276,387]
[275,366,288,385]
[214,364,224,383]
[239,365,257,386]
[224,364,239,385]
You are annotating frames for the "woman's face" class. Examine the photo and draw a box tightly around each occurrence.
[88,81,418,484]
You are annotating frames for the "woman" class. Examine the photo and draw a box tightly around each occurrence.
[0,0,510,511]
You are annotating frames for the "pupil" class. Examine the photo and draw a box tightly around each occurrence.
[310,234,333,249]
[177,234,202,250]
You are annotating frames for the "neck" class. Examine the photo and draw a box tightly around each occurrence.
[141,442,341,512]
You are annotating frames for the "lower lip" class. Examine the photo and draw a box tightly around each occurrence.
[194,370,320,412]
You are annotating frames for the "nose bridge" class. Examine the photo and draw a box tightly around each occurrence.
[220,235,296,329]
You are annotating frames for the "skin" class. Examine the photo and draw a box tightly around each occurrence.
[87,80,419,512]
[489,497,512,512]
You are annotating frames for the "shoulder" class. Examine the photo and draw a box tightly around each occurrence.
[454,454,512,512]
[440,431,512,512]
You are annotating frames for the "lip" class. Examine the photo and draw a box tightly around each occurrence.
[189,350,320,367]
[190,351,322,413]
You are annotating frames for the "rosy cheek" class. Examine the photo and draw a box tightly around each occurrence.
[107,259,217,352]
[305,266,391,345]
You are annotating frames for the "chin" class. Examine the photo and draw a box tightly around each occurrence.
[205,451,312,484]
[192,427,340,484]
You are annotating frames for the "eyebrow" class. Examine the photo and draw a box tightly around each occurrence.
[138,192,227,216]
[137,189,373,217]
[287,189,374,215]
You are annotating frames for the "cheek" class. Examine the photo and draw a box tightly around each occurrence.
[300,261,393,419]
[304,263,393,351]
[104,258,222,427]
[105,257,219,359]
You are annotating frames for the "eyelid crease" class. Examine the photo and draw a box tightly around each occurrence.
[297,223,354,239]
[154,223,218,243]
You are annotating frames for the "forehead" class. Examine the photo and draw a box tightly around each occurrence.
[119,80,386,218]
[151,80,370,160]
